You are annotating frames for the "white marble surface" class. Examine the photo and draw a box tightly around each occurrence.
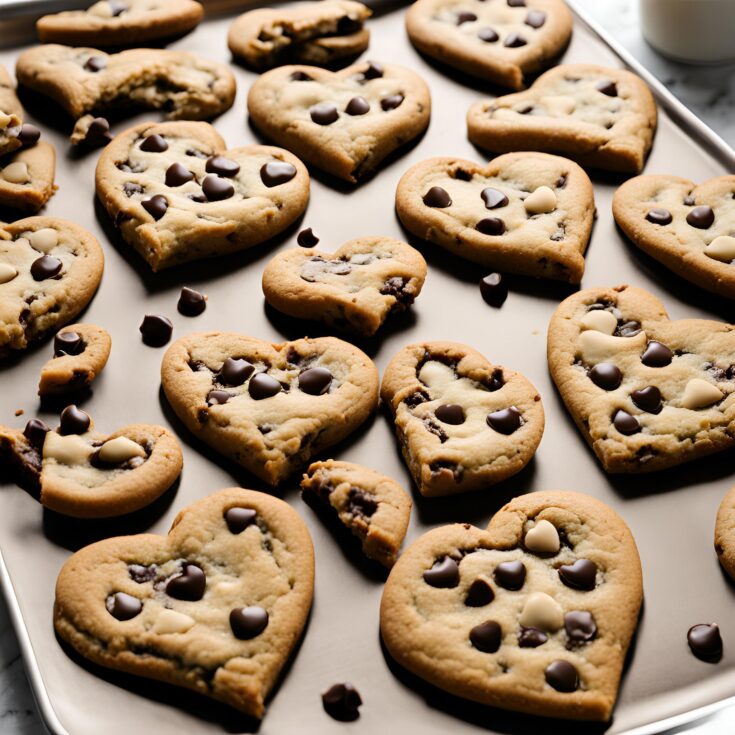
[1,1,734,733]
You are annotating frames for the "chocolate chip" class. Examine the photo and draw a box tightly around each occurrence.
[589,363,622,390]
[457,11,477,24]
[230,606,268,639]
[139,134,167,152]
[559,559,597,591]
[225,507,257,533]
[139,314,172,347]
[17,123,40,147]
[423,186,451,208]
[84,117,113,147]
[207,390,231,405]
[641,341,673,367]
[290,70,313,81]
[363,61,384,80]
[84,56,106,72]
[613,409,640,435]
[123,182,143,197]
[646,208,672,225]
[684,194,696,206]
[220,358,255,386]
[297,228,319,247]
[481,188,509,209]
[480,273,508,307]
[310,102,339,125]
[476,217,506,236]
[299,366,332,395]
[565,611,597,644]
[177,287,206,316]
[141,194,168,220]
[545,660,579,692]
[632,386,662,413]
[494,560,525,590]
[687,623,723,662]
[59,405,91,435]
[109,0,128,15]
[322,683,362,721]
[54,331,83,356]
[165,162,194,187]
[30,255,62,281]
[260,161,297,187]
[423,557,460,588]
[470,620,502,653]
[248,373,282,400]
[345,96,370,115]
[504,33,527,47]
[596,79,618,96]
[381,94,404,111]
[348,488,377,518]
[202,175,234,201]
[435,404,465,425]
[487,407,522,434]
[166,563,206,601]
[465,579,494,607]
[478,27,499,42]
[24,418,49,448]
[206,155,240,178]
[518,627,548,647]
[507,0,525,5]
[616,320,642,338]
[686,205,715,229]
[106,592,142,621]
[336,14,362,34]
[525,9,546,27]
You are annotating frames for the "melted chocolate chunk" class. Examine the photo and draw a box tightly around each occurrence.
[381,94,404,111]
[565,611,597,644]
[380,276,413,306]
[347,488,378,518]
[641,341,673,367]
[465,579,494,607]
[480,273,508,307]
[478,27,499,42]
[139,134,168,152]
[177,287,206,316]
[54,331,84,357]
[17,124,40,147]
[206,155,240,178]
[128,564,156,583]
[481,188,509,209]
[589,363,622,390]
[486,407,522,434]
[559,559,597,591]
[423,557,460,588]
[545,660,579,692]
[518,627,548,647]
[203,175,234,201]
[596,79,618,96]
[165,162,193,187]
[494,560,525,590]
[290,70,312,81]
[470,620,502,653]
[207,389,231,406]
[30,255,62,281]
[59,405,90,435]
[687,623,723,662]
[310,102,339,125]
[507,0,525,5]
[687,205,715,229]
[225,507,257,533]
[435,403,465,425]
[476,217,506,236]
[24,418,49,448]
[165,563,206,601]
[230,606,269,639]
[423,186,452,208]
[525,9,546,27]
[457,11,477,24]
[220,358,255,386]
[141,194,168,220]
[504,33,527,47]
[106,592,142,621]
[85,117,113,147]
[123,182,143,197]
[297,228,319,247]
[646,208,672,226]
[139,314,172,347]
[299,367,332,395]
[615,320,642,338]
[249,372,282,400]
[336,14,362,34]
[632,386,662,413]
[613,409,640,435]
[260,161,297,187]
[84,56,107,72]
[362,61,384,80]
[322,683,362,721]
[346,96,370,115]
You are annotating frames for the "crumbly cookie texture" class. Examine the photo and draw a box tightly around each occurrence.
[37,0,203,47]
[715,485,735,581]
[380,341,544,497]
[301,459,412,567]
[613,174,735,299]
[247,61,431,182]
[467,64,657,174]
[38,324,112,396]
[53,488,314,717]
[0,142,57,212]
[0,66,23,157]
[406,0,572,89]
[261,236,427,336]
[395,152,594,283]
[0,416,182,517]
[228,0,371,70]
[0,217,104,357]
[547,284,735,473]
[161,332,380,485]
[380,490,643,721]
[95,121,309,271]
[15,45,236,122]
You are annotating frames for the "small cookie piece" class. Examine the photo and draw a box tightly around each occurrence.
[0,142,57,212]
[228,1,371,70]
[613,174,735,299]
[38,324,112,396]
[0,414,182,517]
[396,153,594,283]
[247,61,431,182]
[406,0,572,89]
[716,485,735,582]
[16,45,236,122]
[37,0,203,47]
[70,115,114,148]
[0,66,23,158]
[381,341,544,497]
[467,64,657,174]
[262,236,427,336]
[380,490,643,721]
[0,217,104,357]
[547,284,735,473]
[96,121,309,271]
[301,460,412,567]
[53,488,314,717]
[161,333,379,485]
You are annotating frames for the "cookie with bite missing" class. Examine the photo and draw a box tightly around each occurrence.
[0,142,57,212]
[0,66,24,158]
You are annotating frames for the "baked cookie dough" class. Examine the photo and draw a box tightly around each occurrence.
[0,66,23,158]
[715,484,735,582]
[0,142,56,212]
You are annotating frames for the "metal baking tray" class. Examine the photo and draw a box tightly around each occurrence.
[2,2,735,734]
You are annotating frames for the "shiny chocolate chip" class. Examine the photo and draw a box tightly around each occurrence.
[504,33,527,47]
[31,255,62,281]
[494,560,525,590]
[310,102,339,125]
[139,314,172,347]
[166,563,206,601]
[54,331,83,356]
[518,627,548,648]
[84,55,107,72]
[589,363,622,390]
[203,175,234,201]
[470,620,502,653]
[423,186,452,207]
[478,27,499,42]
[139,133,168,152]
[646,208,672,226]
[507,0,526,5]
[220,358,255,386]
[206,155,240,178]
[641,341,673,367]
[363,61,384,80]
[85,117,113,147]
[480,273,508,307]
[487,406,522,434]
[17,124,40,147]
[24,418,50,448]
[476,217,506,236]
[465,579,494,607]
[423,557,460,588]
[225,507,257,534]
[177,287,206,316]
[299,367,332,395]
[545,660,579,692]
[260,161,297,187]
[346,96,370,115]
[207,390,231,406]
[687,623,723,662]
[141,194,168,220]
[248,372,282,400]
[559,559,597,591]
[596,79,618,96]
[297,228,319,247]
[381,94,404,111]
[686,205,715,229]
[481,187,509,209]
[165,162,194,187]
[632,386,662,413]
[435,404,465,425]
[613,409,640,435]
[106,592,142,621]
[59,405,91,435]
[322,683,362,721]
[565,611,597,643]
[457,11,477,23]
[525,9,546,27]
[230,606,268,639]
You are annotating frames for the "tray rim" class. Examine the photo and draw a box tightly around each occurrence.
[2,2,735,734]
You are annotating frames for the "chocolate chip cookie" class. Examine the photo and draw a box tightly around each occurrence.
[715,484,735,582]
[0,65,23,158]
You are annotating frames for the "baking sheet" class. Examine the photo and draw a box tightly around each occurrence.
[2,2,735,734]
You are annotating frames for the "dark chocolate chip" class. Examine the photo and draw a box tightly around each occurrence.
[165,563,206,601]
[290,70,313,81]
[465,579,494,607]
[363,61,384,79]
[435,404,465,425]
[109,0,128,16]
[480,273,508,307]
[54,331,83,356]
[525,9,546,27]
[494,560,525,590]
[613,409,640,435]
[139,134,168,152]
[310,102,339,125]
[687,205,715,229]
[589,363,622,390]
[297,228,319,247]
[207,389,231,405]
[106,592,142,621]
[139,314,172,347]
[487,406,522,434]
[346,96,370,115]
[206,155,240,178]
[596,79,618,96]
[220,358,255,386]
[457,11,477,24]
[348,488,377,518]
[687,623,723,663]
[423,557,460,588]
[230,606,268,639]
[299,366,332,395]
[59,405,91,435]
[470,620,502,653]
[260,161,297,187]
[565,611,597,643]
[30,255,62,281]
[545,660,579,692]
[478,27,499,42]
[17,124,40,147]
[423,186,452,208]
[203,175,234,201]
[336,14,362,34]
[632,386,662,413]
[559,559,597,591]
[141,194,168,220]
[123,182,143,197]
[507,0,526,5]
[476,217,506,236]
[84,117,113,147]
[641,341,673,367]
[322,683,362,722]
[177,287,206,316]
[381,94,404,111]
[248,373,282,400]
[225,507,257,534]
[646,208,672,226]
[84,56,107,72]
[504,33,527,47]
[684,195,696,206]
[165,162,194,187]
[24,418,50,447]
[481,187,509,209]
[518,627,548,647]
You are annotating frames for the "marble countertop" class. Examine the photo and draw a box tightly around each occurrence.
[1,1,734,733]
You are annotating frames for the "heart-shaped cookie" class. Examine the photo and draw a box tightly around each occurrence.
[380,490,643,721]
[613,174,735,299]
[0,408,182,517]
[716,485,735,581]
[96,121,310,271]
[0,141,57,212]
[0,217,104,357]
[381,341,544,496]
[395,152,594,283]
[262,236,427,335]
[548,284,735,473]
[247,61,431,182]
[54,487,314,717]
[406,0,573,89]
[161,332,379,485]
[467,64,657,174]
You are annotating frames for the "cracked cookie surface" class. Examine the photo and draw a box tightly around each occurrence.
[381,341,544,497]
[548,284,735,473]
[53,488,314,717]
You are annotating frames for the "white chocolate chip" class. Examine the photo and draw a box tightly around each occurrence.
[704,235,735,263]
[88,0,113,17]
[578,329,647,363]
[519,592,563,631]
[0,263,18,284]
[98,436,145,464]
[417,360,454,392]
[1,162,30,184]
[42,432,94,465]
[680,378,724,409]
[524,519,560,554]
[27,228,58,254]
[542,95,576,115]
[580,310,618,335]
[151,609,195,635]
[523,186,557,215]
